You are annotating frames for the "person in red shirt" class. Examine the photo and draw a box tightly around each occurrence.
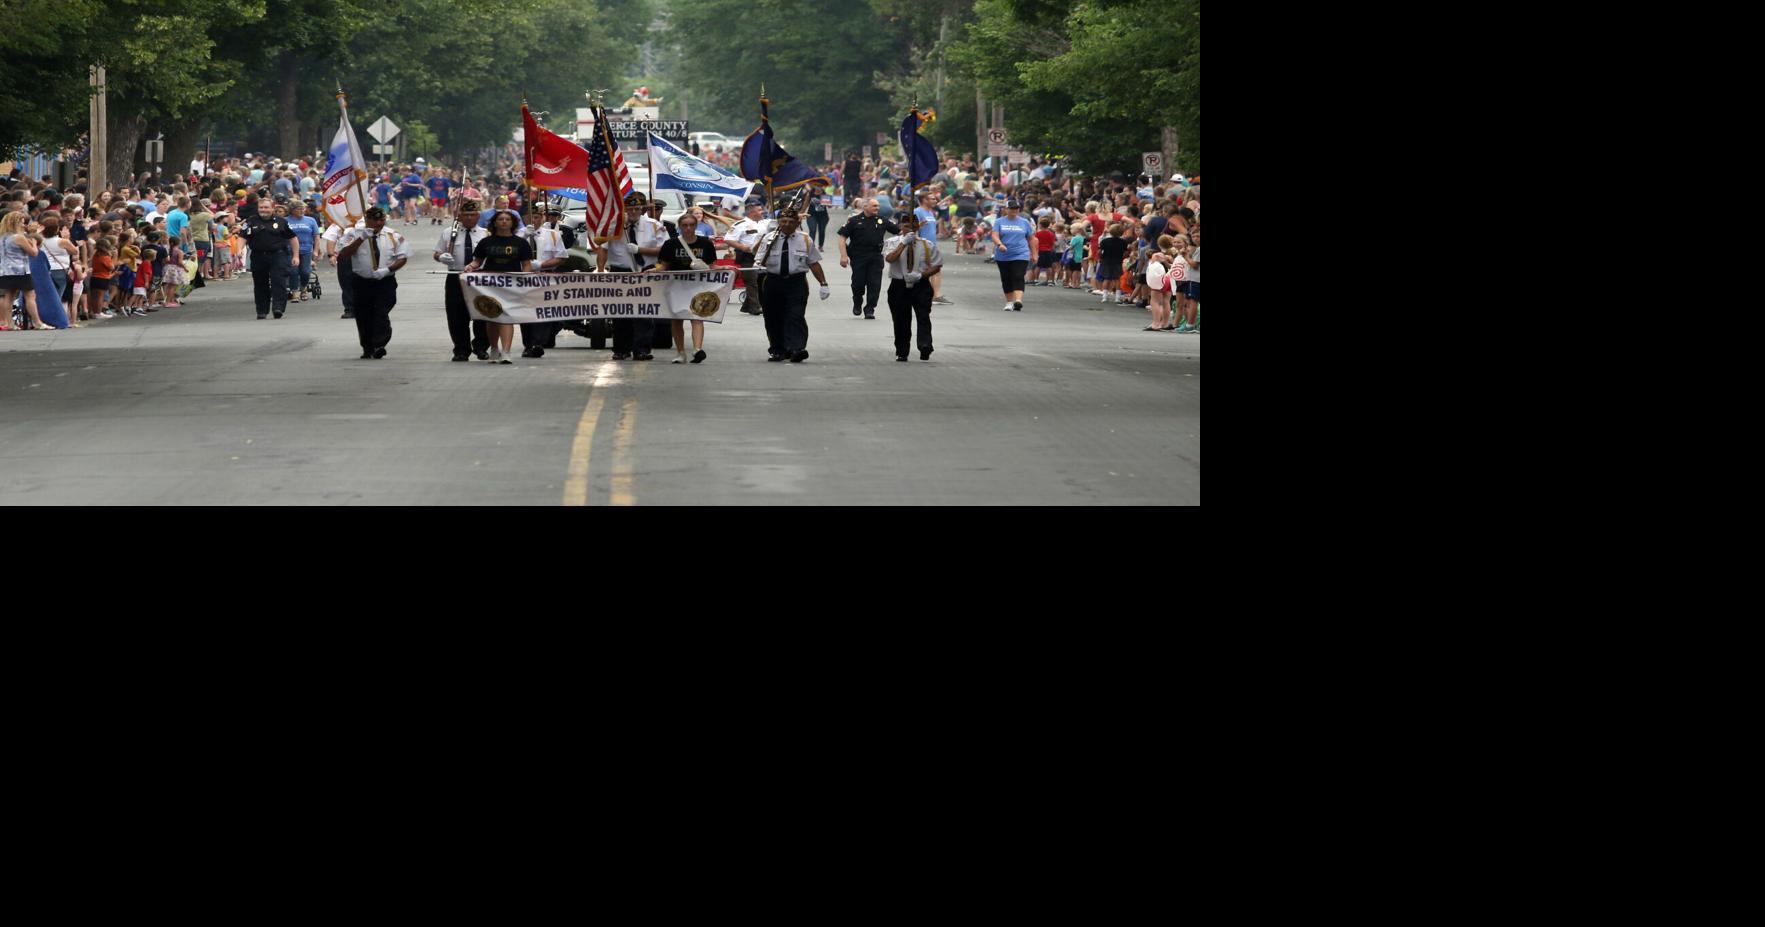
[1029,217,1059,287]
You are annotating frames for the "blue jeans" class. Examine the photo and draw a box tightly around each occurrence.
[286,251,312,292]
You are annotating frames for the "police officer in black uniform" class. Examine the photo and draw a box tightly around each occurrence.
[836,198,899,320]
[240,197,299,319]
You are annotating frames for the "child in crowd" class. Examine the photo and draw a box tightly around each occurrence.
[1031,216,1058,286]
[1064,221,1088,288]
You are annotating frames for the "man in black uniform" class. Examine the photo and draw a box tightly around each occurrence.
[835,198,898,320]
[240,197,298,319]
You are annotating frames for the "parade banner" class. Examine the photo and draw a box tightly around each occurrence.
[462,270,735,325]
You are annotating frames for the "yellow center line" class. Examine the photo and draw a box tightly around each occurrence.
[563,361,618,507]
[610,395,639,506]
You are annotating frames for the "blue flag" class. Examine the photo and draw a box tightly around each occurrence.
[900,110,939,191]
[740,96,832,194]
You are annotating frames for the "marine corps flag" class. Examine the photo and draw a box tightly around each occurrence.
[523,104,590,191]
[740,92,832,196]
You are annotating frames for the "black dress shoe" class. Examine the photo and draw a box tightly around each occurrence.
[360,351,374,359]
[790,350,808,363]
[452,354,469,362]
[633,354,653,361]
[521,347,540,358]
[921,348,933,360]
[865,314,876,319]
[767,354,787,362]
[373,348,387,359]
[897,355,908,362]
[853,306,862,316]
[691,350,706,364]
[341,311,355,319]
[475,351,489,361]
[274,312,284,319]
[258,314,268,320]
[612,353,629,361]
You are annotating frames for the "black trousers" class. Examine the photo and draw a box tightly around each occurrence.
[521,321,561,351]
[337,263,356,313]
[251,249,290,316]
[760,273,809,355]
[849,253,884,315]
[888,278,934,356]
[352,275,396,351]
[613,319,654,356]
[443,273,489,357]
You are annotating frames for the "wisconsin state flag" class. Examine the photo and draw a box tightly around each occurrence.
[524,104,590,191]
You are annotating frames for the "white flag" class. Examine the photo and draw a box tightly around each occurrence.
[649,133,754,202]
[321,101,369,229]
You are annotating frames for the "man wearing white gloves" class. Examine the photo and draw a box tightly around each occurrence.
[336,206,410,360]
[754,206,830,364]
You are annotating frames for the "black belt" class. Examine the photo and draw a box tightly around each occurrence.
[607,266,633,272]
[764,272,807,279]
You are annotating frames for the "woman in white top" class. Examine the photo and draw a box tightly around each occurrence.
[1,210,48,331]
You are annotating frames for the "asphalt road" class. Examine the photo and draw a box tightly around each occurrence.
[2,212,1199,505]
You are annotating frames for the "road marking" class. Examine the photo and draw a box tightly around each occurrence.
[563,361,619,506]
[610,397,638,506]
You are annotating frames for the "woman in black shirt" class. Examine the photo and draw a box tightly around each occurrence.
[464,209,533,364]
[655,206,719,364]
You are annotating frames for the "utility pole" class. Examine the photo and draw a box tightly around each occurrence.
[89,65,107,193]
[975,87,985,167]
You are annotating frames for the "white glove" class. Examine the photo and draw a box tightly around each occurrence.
[819,285,830,301]
[370,268,391,280]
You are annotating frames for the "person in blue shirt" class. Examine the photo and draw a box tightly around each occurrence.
[165,197,191,244]
[284,200,322,301]
[399,169,424,225]
[374,178,394,213]
[988,199,1037,311]
[913,190,952,306]
[424,172,453,226]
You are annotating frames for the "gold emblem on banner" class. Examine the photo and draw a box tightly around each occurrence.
[473,295,505,319]
[690,292,721,319]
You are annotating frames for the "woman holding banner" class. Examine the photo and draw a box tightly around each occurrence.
[655,205,719,365]
[463,209,533,364]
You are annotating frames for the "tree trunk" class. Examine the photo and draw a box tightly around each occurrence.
[164,123,203,181]
[109,112,146,192]
[278,52,301,159]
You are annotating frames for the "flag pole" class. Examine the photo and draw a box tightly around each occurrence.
[337,84,368,223]
[761,85,773,216]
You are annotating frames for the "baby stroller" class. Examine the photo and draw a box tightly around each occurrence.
[303,272,323,301]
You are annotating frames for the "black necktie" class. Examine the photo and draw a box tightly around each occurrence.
[782,236,791,276]
[369,234,380,270]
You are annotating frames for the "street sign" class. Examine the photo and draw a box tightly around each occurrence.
[368,117,400,143]
[1008,148,1030,167]
[987,128,1008,158]
[144,139,163,164]
[863,145,872,160]
[1142,152,1163,175]
[372,144,395,156]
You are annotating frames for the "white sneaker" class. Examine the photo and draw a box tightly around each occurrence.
[672,352,686,364]
[488,348,502,363]
[1004,303,1014,312]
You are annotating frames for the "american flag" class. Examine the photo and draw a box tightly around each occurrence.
[585,110,635,242]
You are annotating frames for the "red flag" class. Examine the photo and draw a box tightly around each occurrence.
[523,104,590,191]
